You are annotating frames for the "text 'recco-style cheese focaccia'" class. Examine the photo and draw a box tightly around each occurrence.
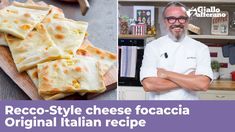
[43,8,88,57]
[6,23,65,72]
[76,45,117,75]
[0,1,51,39]
[37,56,106,97]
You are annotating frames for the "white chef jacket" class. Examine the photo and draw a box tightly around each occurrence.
[140,35,213,100]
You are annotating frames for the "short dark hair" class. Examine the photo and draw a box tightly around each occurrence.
[162,2,188,18]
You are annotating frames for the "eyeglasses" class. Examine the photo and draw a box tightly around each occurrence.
[164,16,188,24]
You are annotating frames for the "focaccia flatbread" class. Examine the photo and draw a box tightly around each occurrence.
[0,1,50,46]
[43,8,88,57]
[37,56,106,98]
[76,45,117,75]
[27,67,83,100]
[6,23,65,72]
[27,68,73,100]
[26,37,89,100]
[27,44,116,100]
[0,1,51,39]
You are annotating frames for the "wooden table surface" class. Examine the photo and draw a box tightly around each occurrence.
[210,80,235,91]
[0,0,117,100]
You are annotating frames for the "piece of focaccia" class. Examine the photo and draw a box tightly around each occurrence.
[27,68,73,100]
[28,44,116,100]
[0,1,51,39]
[0,1,50,46]
[26,38,89,100]
[37,56,106,98]
[27,68,83,100]
[6,23,65,72]
[43,8,88,57]
[76,45,117,75]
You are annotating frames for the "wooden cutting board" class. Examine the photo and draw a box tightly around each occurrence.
[0,43,117,100]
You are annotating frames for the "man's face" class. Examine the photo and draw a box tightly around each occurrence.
[164,6,188,41]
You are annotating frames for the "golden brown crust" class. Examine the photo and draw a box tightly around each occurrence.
[32,70,38,79]
[54,34,64,40]
[74,66,82,72]
[55,25,63,31]
[76,49,89,56]
[12,1,50,10]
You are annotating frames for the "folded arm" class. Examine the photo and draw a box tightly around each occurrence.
[142,77,180,92]
[142,69,210,92]
[158,68,211,91]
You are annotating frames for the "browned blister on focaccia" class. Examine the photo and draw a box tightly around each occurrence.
[0,1,51,39]
[76,45,117,75]
[6,23,66,72]
[37,56,106,99]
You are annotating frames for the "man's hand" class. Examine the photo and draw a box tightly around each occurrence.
[157,68,169,78]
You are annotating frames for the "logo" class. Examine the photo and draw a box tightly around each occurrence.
[187,57,196,59]
[186,6,227,17]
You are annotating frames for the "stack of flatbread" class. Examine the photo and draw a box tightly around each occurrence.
[0,0,117,100]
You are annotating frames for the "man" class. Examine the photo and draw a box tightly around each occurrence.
[140,2,213,100]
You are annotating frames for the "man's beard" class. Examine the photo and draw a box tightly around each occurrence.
[168,24,186,42]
